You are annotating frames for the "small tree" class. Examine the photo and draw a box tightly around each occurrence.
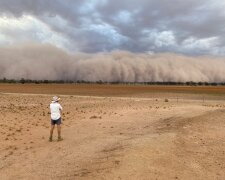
[20,78,25,84]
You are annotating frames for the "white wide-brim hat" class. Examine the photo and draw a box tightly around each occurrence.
[52,96,60,102]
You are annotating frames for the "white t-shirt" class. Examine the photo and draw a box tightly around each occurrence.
[50,102,63,120]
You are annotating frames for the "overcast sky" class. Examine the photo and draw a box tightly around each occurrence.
[0,0,225,56]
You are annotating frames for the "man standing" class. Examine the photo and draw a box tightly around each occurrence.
[49,96,63,142]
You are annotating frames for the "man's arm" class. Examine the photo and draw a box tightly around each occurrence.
[59,104,63,111]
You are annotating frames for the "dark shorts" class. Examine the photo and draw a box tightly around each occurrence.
[51,118,62,125]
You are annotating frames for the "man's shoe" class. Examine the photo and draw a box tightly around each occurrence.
[57,137,63,141]
[49,137,53,142]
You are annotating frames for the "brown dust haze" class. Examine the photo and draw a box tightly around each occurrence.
[0,43,225,82]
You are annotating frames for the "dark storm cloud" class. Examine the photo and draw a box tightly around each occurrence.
[0,0,225,55]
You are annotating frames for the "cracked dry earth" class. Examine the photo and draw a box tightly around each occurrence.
[1,93,225,180]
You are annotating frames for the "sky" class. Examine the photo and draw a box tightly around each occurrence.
[1,0,225,82]
[0,0,225,56]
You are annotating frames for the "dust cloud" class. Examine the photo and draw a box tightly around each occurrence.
[0,43,225,82]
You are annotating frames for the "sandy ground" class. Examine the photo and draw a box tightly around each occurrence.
[1,89,225,179]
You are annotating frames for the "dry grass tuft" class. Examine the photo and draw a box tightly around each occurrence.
[90,115,102,119]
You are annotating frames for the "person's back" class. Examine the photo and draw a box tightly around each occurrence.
[50,102,62,120]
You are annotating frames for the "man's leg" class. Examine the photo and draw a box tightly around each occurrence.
[57,125,62,141]
[49,125,55,141]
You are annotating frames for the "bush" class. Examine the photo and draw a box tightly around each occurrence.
[165,99,169,102]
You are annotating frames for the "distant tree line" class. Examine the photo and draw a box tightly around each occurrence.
[0,77,225,86]
[0,78,73,84]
